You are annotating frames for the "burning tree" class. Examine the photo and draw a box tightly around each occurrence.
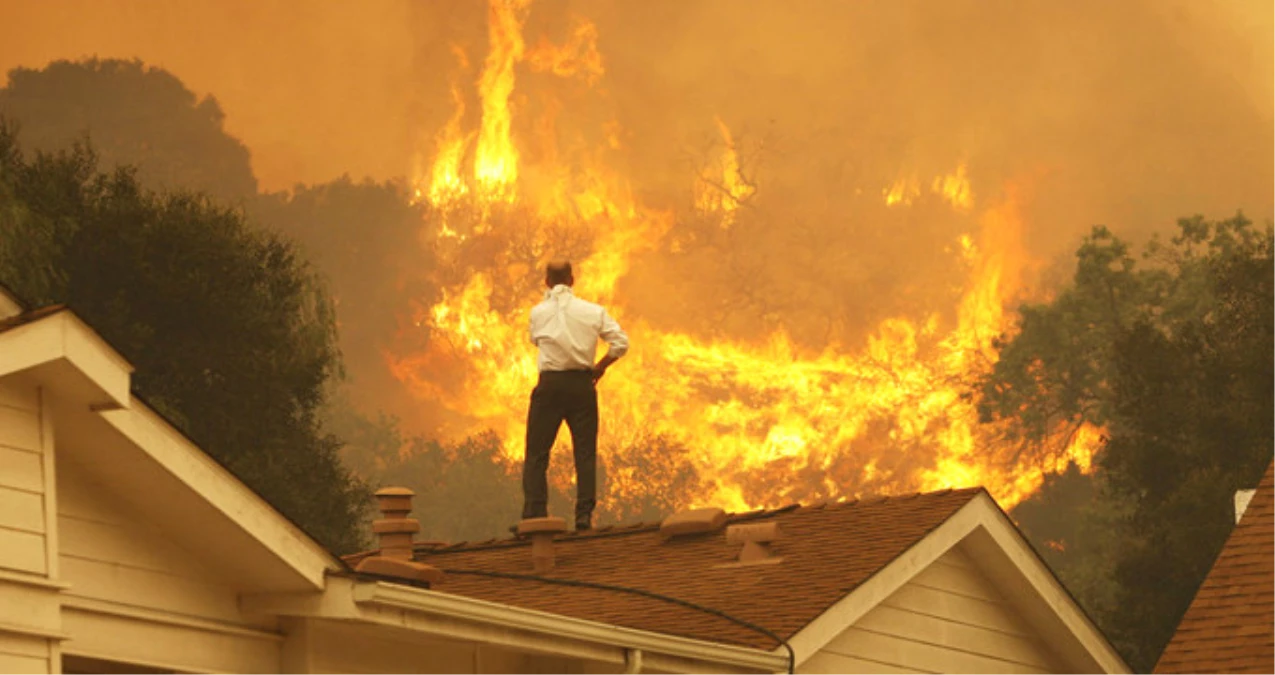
[384,0,1102,524]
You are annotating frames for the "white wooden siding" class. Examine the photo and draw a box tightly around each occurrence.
[0,630,50,673]
[300,619,624,675]
[62,607,279,673]
[0,386,47,577]
[304,620,480,674]
[58,459,243,621]
[55,456,282,671]
[0,381,59,674]
[806,546,1064,674]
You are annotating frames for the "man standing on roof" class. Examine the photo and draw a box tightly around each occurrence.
[522,260,628,531]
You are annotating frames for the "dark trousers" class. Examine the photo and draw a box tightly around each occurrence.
[522,370,598,523]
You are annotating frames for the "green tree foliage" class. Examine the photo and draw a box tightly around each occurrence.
[996,215,1273,669]
[980,216,1267,442]
[0,124,368,553]
[1099,219,1273,668]
[0,58,257,201]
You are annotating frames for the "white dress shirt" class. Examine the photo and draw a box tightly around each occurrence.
[529,285,629,372]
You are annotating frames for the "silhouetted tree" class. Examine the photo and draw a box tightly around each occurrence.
[0,125,367,553]
[250,177,437,392]
[0,58,256,201]
[1000,215,1273,669]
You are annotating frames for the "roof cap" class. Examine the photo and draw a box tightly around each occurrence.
[659,507,727,539]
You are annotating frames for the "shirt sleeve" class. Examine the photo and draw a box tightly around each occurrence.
[599,309,629,359]
[528,308,538,346]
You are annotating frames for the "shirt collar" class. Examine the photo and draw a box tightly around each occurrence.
[545,284,574,300]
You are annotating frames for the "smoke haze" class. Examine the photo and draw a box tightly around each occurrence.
[2,0,1267,220]
[1,0,1271,509]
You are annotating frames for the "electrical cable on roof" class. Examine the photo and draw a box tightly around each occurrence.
[439,568,796,674]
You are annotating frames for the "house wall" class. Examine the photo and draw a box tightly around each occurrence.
[291,618,628,674]
[801,546,1065,674]
[55,452,283,672]
[0,381,61,674]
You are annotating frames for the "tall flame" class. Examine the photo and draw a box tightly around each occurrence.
[421,46,472,209]
[473,0,529,204]
[388,1,1099,519]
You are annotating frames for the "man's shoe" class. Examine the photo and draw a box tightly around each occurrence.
[574,519,592,532]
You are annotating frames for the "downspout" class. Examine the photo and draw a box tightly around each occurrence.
[623,647,643,674]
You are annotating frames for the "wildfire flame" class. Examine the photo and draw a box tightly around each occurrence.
[473,0,529,205]
[388,0,1100,518]
[418,46,473,210]
[884,174,921,207]
[884,164,973,211]
[695,116,755,228]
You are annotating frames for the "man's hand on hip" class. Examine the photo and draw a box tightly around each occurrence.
[592,354,619,384]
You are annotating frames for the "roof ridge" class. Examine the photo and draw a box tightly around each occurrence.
[344,485,991,559]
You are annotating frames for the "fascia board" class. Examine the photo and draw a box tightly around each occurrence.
[97,402,343,590]
[60,312,133,409]
[241,577,363,620]
[351,580,789,673]
[0,313,69,378]
[0,311,131,410]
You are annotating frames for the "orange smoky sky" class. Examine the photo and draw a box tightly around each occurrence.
[2,0,1272,513]
[0,0,1270,210]
[0,0,425,190]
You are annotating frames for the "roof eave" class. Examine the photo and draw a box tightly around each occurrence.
[0,307,343,592]
[246,576,790,673]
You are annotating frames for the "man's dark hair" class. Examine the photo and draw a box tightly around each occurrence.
[545,260,573,286]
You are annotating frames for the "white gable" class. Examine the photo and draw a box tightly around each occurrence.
[56,458,282,672]
[803,545,1063,673]
[787,493,1129,674]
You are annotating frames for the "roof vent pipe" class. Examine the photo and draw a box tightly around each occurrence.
[356,486,444,586]
[659,507,726,539]
[726,521,783,563]
[373,487,420,561]
[517,516,567,573]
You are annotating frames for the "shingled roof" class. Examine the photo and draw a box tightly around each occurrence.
[344,487,982,650]
[1154,460,1275,674]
